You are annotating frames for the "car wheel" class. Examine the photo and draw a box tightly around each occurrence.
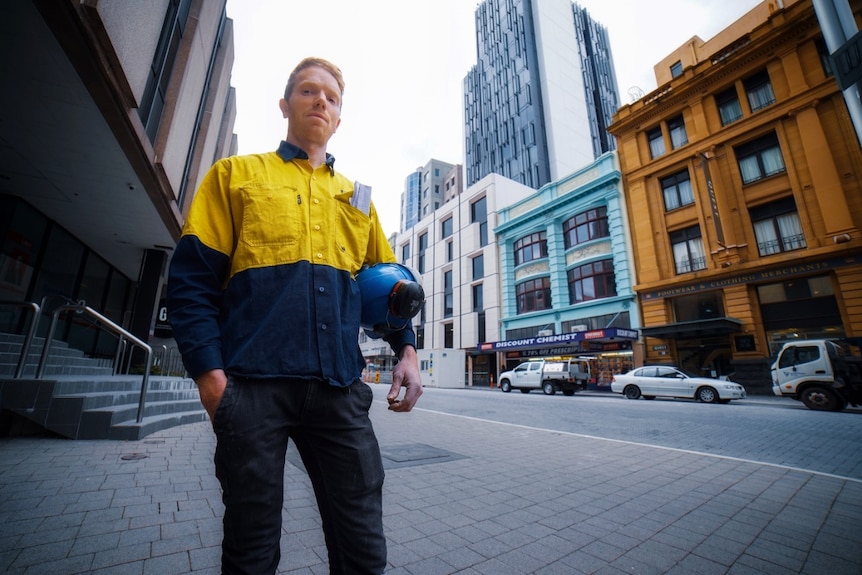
[696,386,719,403]
[542,381,555,395]
[800,386,846,411]
[623,385,641,400]
[500,380,511,393]
[520,388,531,394]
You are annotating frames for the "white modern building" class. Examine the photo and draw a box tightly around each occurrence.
[361,173,536,386]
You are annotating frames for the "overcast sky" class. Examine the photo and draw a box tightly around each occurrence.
[224,0,762,236]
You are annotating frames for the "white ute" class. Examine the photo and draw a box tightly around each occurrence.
[499,359,590,396]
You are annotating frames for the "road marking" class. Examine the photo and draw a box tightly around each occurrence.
[385,402,862,485]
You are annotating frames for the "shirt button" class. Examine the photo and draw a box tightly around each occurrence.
[321,324,328,330]
[314,225,321,231]
[318,286,325,293]
[317,253,323,259]
[313,198,319,205]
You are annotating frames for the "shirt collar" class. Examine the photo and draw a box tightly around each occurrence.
[277,140,336,175]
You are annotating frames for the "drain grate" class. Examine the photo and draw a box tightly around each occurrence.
[380,443,465,469]
[120,453,148,461]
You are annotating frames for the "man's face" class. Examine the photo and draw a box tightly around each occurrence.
[280,66,342,147]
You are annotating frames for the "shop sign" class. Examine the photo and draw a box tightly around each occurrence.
[479,327,638,352]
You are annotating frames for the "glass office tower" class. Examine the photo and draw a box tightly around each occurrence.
[464,0,620,188]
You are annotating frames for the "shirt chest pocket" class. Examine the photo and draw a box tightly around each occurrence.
[239,185,302,247]
[333,195,372,272]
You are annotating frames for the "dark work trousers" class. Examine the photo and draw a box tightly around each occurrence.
[212,376,386,575]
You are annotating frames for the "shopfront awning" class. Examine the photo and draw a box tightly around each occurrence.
[640,317,742,339]
[476,327,639,355]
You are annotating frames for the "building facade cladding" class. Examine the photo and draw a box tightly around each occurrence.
[463,0,620,189]
[0,0,236,357]
[608,0,862,393]
[572,4,620,159]
[494,151,640,379]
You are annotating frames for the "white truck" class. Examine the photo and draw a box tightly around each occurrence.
[499,359,590,396]
[771,339,862,411]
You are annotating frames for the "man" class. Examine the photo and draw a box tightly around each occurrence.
[167,56,422,575]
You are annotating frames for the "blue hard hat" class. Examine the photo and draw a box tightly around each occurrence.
[355,263,424,338]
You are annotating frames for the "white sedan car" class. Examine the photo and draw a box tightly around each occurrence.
[611,366,746,403]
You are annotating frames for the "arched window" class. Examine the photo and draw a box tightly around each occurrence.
[563,207,609,249]
[516,277,551,313]
[568,260,617,303]
[513,231,547,266]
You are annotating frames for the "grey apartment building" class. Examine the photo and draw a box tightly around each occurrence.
[0,1,236,361]
[400,159,460,232]
[464,0,621,189]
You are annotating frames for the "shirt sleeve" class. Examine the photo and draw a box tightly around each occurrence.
[166,160,234,380]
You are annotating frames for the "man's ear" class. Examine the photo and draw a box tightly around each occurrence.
[279,98,289,119]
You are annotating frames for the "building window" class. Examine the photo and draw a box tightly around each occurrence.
[743,69,775,112]
[661,170,695,211]
[647,126,665,159]
[567,259,617,304]
[816,38,834,78]
[735,132,785,184]
[563,207,609,248]
[477,311,486,344]
[516,277,552,314]
[472,284,483,312]
[401,243,410,263]
[443,270,453,318]
[417,232,428,273]
[667,115,688,149]
[715,87,743,126]
[139,0,193,142]
[750,197,806,256]
[672,292,725,322]
[441,217,453,238]
[514,231,548,266]
[670,60,683,78]
[471,197,488,247]
[670,226,706,274]
[444,323,454,348]
[472,254,484,280]
[446,240,453,262]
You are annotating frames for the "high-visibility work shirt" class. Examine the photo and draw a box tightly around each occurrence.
[167,141,414,386]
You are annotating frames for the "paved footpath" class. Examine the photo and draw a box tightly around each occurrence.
[1,385,861,574]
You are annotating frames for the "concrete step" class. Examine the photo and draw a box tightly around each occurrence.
[0,375,205,440]
[0,332,115,377]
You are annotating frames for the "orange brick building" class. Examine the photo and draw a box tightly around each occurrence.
[609,0,862,392]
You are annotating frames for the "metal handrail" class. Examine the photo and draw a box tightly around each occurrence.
[37,303,153,423]
[0,300,41,378]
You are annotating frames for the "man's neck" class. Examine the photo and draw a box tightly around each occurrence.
[286,137,327,168]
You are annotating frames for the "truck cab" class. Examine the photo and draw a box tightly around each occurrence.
[771,339,862,411]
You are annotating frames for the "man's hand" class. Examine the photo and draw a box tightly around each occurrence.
[196,369,228,421]
[387,345,422,412]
